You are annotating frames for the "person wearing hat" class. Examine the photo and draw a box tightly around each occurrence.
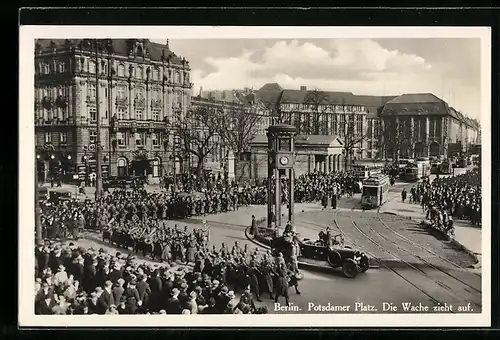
[238,285,257,313]
[136,274,151,312]
[184,290,198,314]
[177,282,190,306]
[105,304,119,315]
[83,257,98,294]
[35,282,56,315]
[166,288,182,314]
[53,265,68,287]
[72,254,85,285]
[97,280,115,314]
[116,296,127,314]
[201,297,218,314]
[112,278,125,307]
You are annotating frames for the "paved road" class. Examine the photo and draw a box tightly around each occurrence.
[76,199,481,314]
[66,166,482,314]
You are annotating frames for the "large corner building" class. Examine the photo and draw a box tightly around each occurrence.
[34,39,192,183]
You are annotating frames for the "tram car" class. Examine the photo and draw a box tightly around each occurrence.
[439,160,453,174]
[361,174,390,209]
[271,234,370,278]
[403,162,431,182]
[430,161,441,174]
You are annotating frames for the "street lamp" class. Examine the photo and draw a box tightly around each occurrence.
[50,154,55,160]
[36,154,40,160]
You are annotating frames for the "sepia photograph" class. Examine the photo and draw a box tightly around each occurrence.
[19,25,491,327]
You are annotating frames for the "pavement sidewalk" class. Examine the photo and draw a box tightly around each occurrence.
[379,190,482,256]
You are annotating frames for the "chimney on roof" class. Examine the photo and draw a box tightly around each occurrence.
[300,86,307,91]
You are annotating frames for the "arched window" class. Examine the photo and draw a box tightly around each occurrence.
[175,71,180,83]
[136,66,143,79]
[117,157,128,177]
[151,157,161,177]
[136,45,143,57]
[118,64,125,77]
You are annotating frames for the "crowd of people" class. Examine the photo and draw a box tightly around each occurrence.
[34,235,304,315]
[36,170,363,315]
[39,170,360,239]
[408,167,482,229]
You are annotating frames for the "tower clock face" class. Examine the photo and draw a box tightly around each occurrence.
[279,156,289,165]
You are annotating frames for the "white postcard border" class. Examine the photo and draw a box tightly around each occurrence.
[19,25,492,328]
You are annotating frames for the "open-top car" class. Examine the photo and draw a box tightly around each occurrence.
[271,232,370,278]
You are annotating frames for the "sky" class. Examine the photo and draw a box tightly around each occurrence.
[152,38,482,121]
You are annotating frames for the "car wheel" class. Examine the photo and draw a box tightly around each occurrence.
[342,259,358,278]
[359,256,369,273]
[327,249,341,268]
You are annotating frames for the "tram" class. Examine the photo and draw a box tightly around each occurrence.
[439,160,453,174]
[353,164,385,180]
[403,162,431,182]
[361,174,390,209]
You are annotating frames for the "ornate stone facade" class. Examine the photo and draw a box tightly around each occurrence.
[34,39,192,182]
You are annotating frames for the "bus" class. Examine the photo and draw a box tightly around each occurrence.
[361,174,390,209]
[403,162,431,182]
[353,164,385,180]
[439,160,453,174]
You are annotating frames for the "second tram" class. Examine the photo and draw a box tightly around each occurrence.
[361,174,390,209]
[403,162,431,182]
[439,160,453,174]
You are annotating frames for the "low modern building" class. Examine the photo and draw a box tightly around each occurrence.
[34,38,192,183]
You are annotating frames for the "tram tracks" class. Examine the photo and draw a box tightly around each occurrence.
[348,217,481,310]
[374,214,482,279]
[297,208,481,311]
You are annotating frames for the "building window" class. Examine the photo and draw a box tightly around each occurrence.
[116,132,125,146]
[151,133,159,146]
[175,71,180,83]
[118,107,126,120]
[89,107,97,122]
[59,62,66,73]
[152,110,160,121]
[356,120,363,137]
[118,64,126,77]
[136,66,143,79]
[153,68,160,80]
[88,84,96,99]
[89,60,96,74]
[135,110,143,121]
[89,131,97,144]
[117,86,126,99]
[366,152,372,159]
[60,132,67,144]
[44,132,52,144]
[135,132,145,146]
[43,63,50,74]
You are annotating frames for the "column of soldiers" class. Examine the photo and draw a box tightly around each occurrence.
[35,235,301,315]
[39,170,359,240]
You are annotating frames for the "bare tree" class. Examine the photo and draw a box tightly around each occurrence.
[302,89,328,135]
[340,115,369,169]
[167,108,218,181]
[201,101,266,165]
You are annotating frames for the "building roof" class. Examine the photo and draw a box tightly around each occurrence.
[354,95,398,113]
[259,83,284,91]
[385,93,443,104]
[35,39,184,65]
